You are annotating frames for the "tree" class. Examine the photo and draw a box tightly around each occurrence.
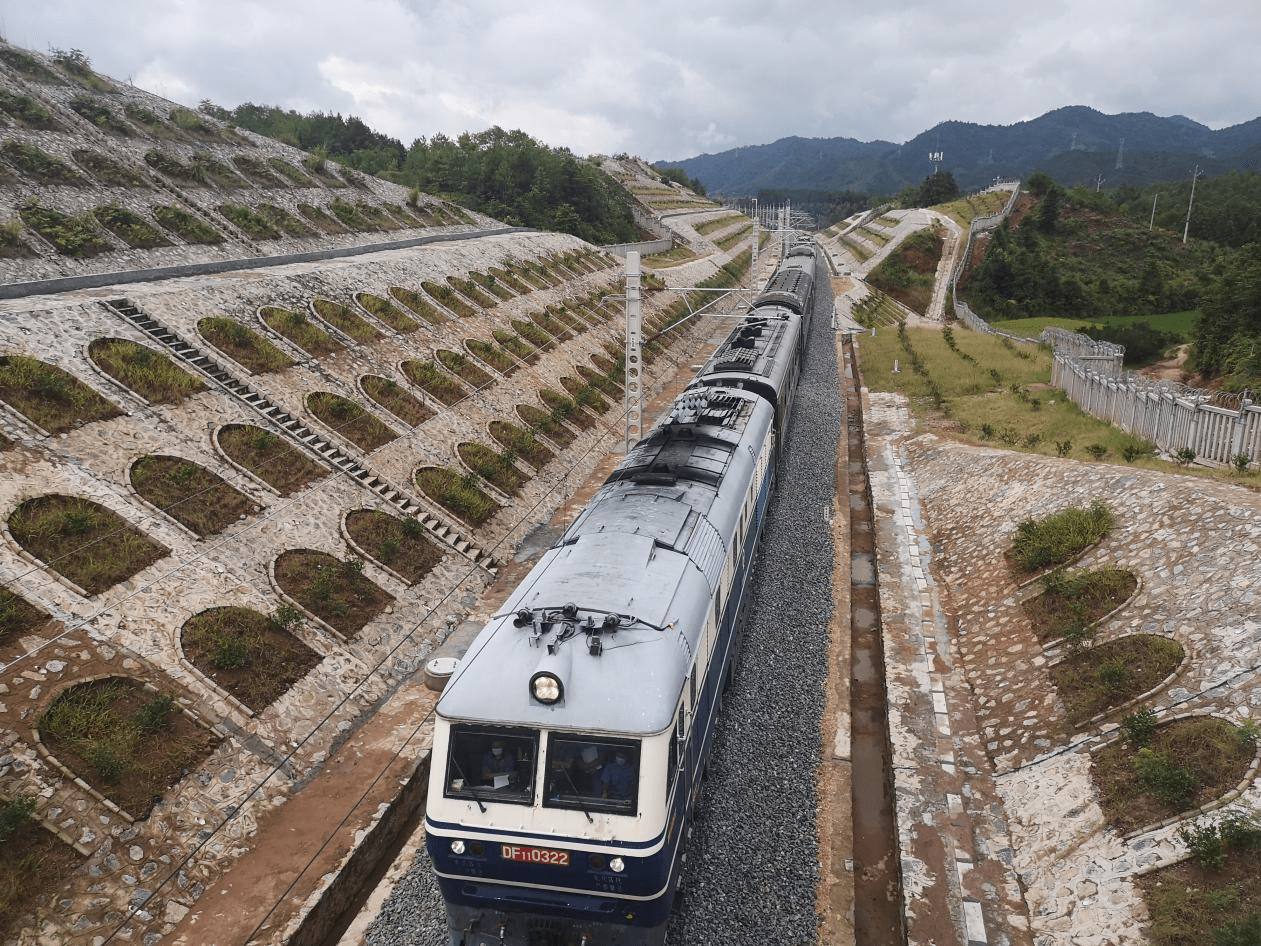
[1191,242,1261,387]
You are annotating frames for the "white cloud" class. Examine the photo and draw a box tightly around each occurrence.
[1,0,1256,160]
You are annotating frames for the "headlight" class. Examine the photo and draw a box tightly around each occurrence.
[450,839,465,855]
[530,671,563,704]
[609,857,625,873]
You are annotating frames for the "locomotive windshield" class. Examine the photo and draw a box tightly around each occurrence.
[444,725,538,806]
[543,734,640,815]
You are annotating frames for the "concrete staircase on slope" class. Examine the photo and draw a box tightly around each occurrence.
[102,298,498,576]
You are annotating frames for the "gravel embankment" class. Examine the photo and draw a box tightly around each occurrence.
[363,273,840,946]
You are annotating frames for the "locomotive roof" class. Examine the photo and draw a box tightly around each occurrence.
[697,314,794,381]
[435,531,707,734]
[435,387,771,736]
[603,389,752,489]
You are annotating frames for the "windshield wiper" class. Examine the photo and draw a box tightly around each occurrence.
[450,755,486,813]
[560,764,594,824]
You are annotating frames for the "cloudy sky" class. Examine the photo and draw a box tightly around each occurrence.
[1,0,1256,161]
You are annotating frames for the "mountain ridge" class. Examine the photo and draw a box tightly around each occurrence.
[657,106,1261,195]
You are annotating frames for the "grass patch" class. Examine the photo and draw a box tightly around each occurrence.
[153,205,225,244]
[389,286,448,325]
[18,203,112,257]
[458,442,527,496]
[0,354,123,432]
[0,90,60,130]
[75,166,140,213]
[513,319,555,352]
[89,338,204,402]
[345,510,443,584]
[260,305,343,357]
[415,467,501,527]
[402,360,468,406]
[470,270,517,300]
[38,677,220,818]
[487,266,534,294]
[1049,634,1183,725]
[255,204,316,238]
[422,280,477,318]
[312,298,381,343]
[123,103,179,137]
[0,219,35,260]
[356,293,420,333]
[198,317,293,373]
[853,324,1242,475]
[181,605,320,711]
[143,149,203,185]
[130,455,260,537]
[0,47,62,83]
[306,392,397,451]
[0,795,85,941]
[0,587,49,651]
[992,311,1200,340]
[467,338,518,375]
[1022,566,1136,643]
[1138,811,1261,946]
[92,206,171,249]
[517,404,577,447]
[273,550,394,637]
[560,375,609,414]
[540,388,595,430]
[360,375,433,427]
[1008,501,1115,576]
[268,158,317,187]
[8,494,168,594]
[231,154,285,187]
[448,275,498,308]
[1092,715,1257,833]
[218,204,280,240]
[297,203,348,234]
[489,421,554,468]
[437,349,493,389]
[217,424,327,494]
[494,330,538,365]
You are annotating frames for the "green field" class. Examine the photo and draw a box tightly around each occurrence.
[853,323,1252,481]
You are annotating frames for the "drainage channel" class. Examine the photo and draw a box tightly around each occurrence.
[842,334,906,945]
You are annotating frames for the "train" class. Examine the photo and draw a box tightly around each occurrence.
[423,237,819,946]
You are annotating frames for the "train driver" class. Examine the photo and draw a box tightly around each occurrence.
[480,739,517,788]
[600,750,635,802]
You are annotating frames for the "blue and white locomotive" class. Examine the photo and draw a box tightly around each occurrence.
[424,240,818,946]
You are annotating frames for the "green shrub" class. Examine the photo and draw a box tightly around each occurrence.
[0,796,35,843]
[1135,748,1198,808]
[1010,501,1114,573]
[136,692,174,731]
[1122,707,1159,748]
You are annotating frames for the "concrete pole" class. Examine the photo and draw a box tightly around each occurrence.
[751,198,759,281]
[624,251,643,453]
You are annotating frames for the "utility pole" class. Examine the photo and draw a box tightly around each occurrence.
[1182,165,1201,244]
[1149,193,1159,230]
[623,251,642,452]
[750,198,759,277]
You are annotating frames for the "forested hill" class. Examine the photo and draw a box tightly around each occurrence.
[220,104,642,245]
[657,106,1261,196]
